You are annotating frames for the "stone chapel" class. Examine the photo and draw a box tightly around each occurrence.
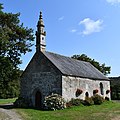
[20,12,110,108]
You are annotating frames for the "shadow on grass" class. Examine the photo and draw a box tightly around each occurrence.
[0,103,14,109]
[0,103,45,111]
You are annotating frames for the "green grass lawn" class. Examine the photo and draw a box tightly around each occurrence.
[16,101,120,120]
[0,98,17,105]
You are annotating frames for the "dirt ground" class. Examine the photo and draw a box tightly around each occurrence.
[0,108,22,120]
[0,103,22,120]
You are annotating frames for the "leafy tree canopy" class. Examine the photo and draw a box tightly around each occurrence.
[0,4,34,68]
[71,54,111,76]
[0,4,34,98]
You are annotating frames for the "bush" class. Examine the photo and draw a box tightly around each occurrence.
[44,94,66,110]
[92,94,104,105]
[69,98,84,106]
[84,97,94,106]
[93,89,99,95]
[105,97,110,101]
[76,89,83,97]
[66,102,72,108]
[14,97,31,108]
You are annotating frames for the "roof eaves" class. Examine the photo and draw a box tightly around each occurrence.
[62,73,109,81]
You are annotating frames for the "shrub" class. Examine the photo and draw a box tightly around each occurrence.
[66,102,72,108]
[69,98,84,106]
[105,97,110,101]
[93,89,99,95]
[84,97,94,106]
[44,94,66,110]
[14,97,31,108]
[76,89,83,97]
[92,94,104,105]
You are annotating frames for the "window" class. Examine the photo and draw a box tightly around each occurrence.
[100,82,104,95]
[42,37,44,40]
[85,92,89,97]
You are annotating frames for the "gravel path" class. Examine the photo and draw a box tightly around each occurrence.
[0,103,22,120]
[0,108,22,120]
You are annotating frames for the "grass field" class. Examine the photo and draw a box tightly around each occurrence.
[0,98,17,105]
[16,101,120,120]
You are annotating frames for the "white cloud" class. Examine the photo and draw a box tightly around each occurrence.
[58,16,64,21]
[70,29,77,33]
[79,18,103,35]
[106,0,120,5]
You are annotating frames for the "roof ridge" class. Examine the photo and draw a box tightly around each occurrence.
[44,51,89,64]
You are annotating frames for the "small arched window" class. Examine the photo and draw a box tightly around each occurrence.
[42,37,44,40]
[85,92,89,97]
[100,82,104,95]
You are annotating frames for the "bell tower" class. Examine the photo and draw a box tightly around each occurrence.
[36,11,46,52]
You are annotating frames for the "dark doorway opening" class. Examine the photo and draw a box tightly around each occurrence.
[35,91,42,108]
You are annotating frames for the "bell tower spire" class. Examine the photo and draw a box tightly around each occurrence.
[36,11,46,52]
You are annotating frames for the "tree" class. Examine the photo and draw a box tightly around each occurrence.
[71,54,111,76]
[0,4,34,98]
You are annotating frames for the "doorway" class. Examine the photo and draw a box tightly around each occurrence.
[35,91,42,108]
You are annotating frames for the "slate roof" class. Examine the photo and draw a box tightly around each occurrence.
[43,51,109,80]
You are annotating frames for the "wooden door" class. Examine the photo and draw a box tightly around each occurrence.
[35,91,41,108]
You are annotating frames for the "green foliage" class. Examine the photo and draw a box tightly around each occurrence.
[0,5,34,67]
[105,97,110,101]
[0,65,22,98]
[0,3,3,11]
[44,94,66,110]
[14,97,31,108]
[111,84,120,100]
[0,98,17,104]
[0,4,34,98]
[67,96,104,107]
[71,54,111,75]
[84,97,94,106]
[68,98,84,106]
[92,94,104,105]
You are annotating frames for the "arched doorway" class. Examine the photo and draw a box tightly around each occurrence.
[35,91,42,108]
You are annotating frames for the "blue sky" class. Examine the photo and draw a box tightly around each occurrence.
[1,0,120,77]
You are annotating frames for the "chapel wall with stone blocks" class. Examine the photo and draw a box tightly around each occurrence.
[20,52,62,106]
[62,76,110,102]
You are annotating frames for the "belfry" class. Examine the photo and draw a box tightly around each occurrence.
[36,11,46,52]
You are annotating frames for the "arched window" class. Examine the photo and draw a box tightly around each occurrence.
[42,37,44,40]
[85,92,89,97]
[100,83,104,95]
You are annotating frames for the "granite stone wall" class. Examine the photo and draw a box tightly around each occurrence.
[62,76,110,102]
[20,52,62,107]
